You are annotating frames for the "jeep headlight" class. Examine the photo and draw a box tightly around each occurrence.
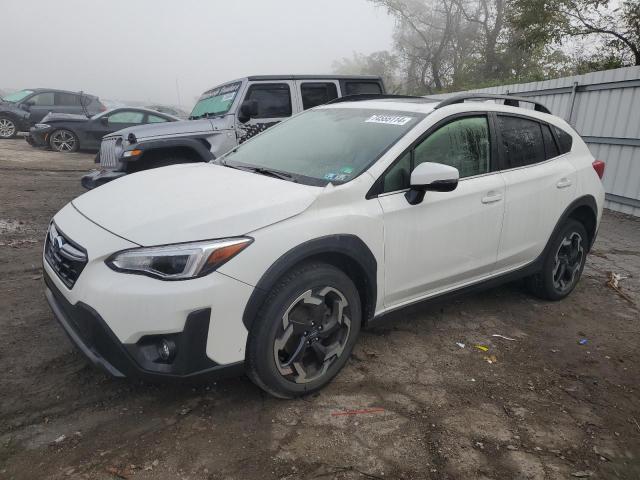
[106,237,252,280]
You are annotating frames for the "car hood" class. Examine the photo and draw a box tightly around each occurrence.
[107,116,233,141]
[42,112,89,123]
[72,163,322,246]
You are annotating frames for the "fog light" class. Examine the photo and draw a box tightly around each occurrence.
[158,339,176,362]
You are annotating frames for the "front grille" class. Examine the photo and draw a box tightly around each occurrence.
[44,223,88,289]
[99,136,120,169]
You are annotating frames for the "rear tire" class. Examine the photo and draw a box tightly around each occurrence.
[49,129,79,152]
[526,219,588,301]
[0,116,18,139]
[246,262,361,399]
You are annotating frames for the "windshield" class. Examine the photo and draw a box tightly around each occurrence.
[190,81,241,119]
[222,107,424,185]
[2,90,34,103]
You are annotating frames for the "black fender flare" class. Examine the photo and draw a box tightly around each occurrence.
[242,234,378,331]
[134,137,214,162]
[542,194,598,258]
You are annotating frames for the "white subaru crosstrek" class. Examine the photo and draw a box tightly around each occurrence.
[43,94,605,398]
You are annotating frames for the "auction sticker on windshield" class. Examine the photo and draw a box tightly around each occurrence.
[365,114,414,126]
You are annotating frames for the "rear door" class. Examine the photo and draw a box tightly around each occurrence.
[295,80,340,110]
[495,114,577,272]
[235,81,297,144]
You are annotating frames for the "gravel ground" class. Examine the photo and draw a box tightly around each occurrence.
[0,139,638,479]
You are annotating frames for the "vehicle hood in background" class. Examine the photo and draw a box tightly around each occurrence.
[72,163,321,246]
[42,112,90,123]
[106,116,234,141]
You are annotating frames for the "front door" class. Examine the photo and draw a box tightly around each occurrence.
[25,91,55,124]
[377,114,506,308]
[235,81,297,144]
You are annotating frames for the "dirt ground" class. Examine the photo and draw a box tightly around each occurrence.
[0,138,638,480]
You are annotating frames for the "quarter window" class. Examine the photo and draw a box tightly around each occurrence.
[147,114,168,123]
[497,115,546,168]
[344,82,382,96]
[244,83,292,118]
[382,115,490,193]
[300,82,338,110]
[554,126,573,154]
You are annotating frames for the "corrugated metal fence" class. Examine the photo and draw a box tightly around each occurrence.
[429,66,640,216]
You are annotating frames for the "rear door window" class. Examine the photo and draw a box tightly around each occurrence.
[497,115,546,168]
[344,81,382,96]
[554,126,573,154]
[245,83,292,118]
[55,92,80,106]
[146,114,168,123]
[300,82,338,110]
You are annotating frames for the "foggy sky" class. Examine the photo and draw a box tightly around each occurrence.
[0,0,395,108]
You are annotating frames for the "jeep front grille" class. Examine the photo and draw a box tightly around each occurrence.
[99,137,120,169]
[44,223,88,289]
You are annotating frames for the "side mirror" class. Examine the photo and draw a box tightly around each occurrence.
[238,99,259,123]
[100,116,109,125]
[20,101,33,111]
[405,162,459,205]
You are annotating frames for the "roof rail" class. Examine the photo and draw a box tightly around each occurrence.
[327,94,431,105]
[434,93,551,114]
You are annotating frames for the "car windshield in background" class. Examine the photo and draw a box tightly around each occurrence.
[190,82,241,119]
[2,90,34,103]
[222,108,424,185]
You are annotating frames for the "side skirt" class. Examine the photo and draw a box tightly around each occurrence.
[369,257,542,324]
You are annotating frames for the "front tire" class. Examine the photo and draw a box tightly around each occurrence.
[0,116,18,139]
[527,219,588,301]
[49,129,79,152]
[246,262,361,398]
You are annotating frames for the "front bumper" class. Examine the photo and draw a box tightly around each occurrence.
[26,129,50,147]
[81,169,127,190]
[44,272,244,380]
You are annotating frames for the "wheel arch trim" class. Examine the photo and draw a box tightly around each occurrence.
[133,137,214,162]
[545,195,598,254]
[241,234,378,332]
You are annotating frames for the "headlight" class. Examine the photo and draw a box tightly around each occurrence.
[34,123,51,129]
[106,237,252,280]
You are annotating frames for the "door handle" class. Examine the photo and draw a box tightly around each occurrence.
[481,191,503,204]
[556,178,572,189]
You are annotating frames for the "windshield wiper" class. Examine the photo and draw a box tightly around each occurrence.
[224,163,295,182]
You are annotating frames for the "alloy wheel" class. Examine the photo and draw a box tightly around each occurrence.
[274,287,351,384]
[0,118,16,138]
[51,130,77,152]
[552,232,584,293]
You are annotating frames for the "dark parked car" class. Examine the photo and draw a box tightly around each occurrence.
[0,89,105,139]
[27,108,179,152]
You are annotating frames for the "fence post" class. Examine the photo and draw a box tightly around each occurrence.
[567,81,579,127]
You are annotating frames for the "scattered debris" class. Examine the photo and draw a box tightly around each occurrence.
[606,272,636,305]
[492,334,516,341]
[571,471,593,478]
[484,355,498,364]
[53,435,66,444]
[105,466,132,479]
[579,339,588,345]
[331,407,385,417]
[456,342,466,348]
[506,445,518,451]
[474,345,489,352]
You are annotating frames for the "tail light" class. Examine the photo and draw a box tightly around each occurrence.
[592,160,605,179]
[99,104,107,112]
